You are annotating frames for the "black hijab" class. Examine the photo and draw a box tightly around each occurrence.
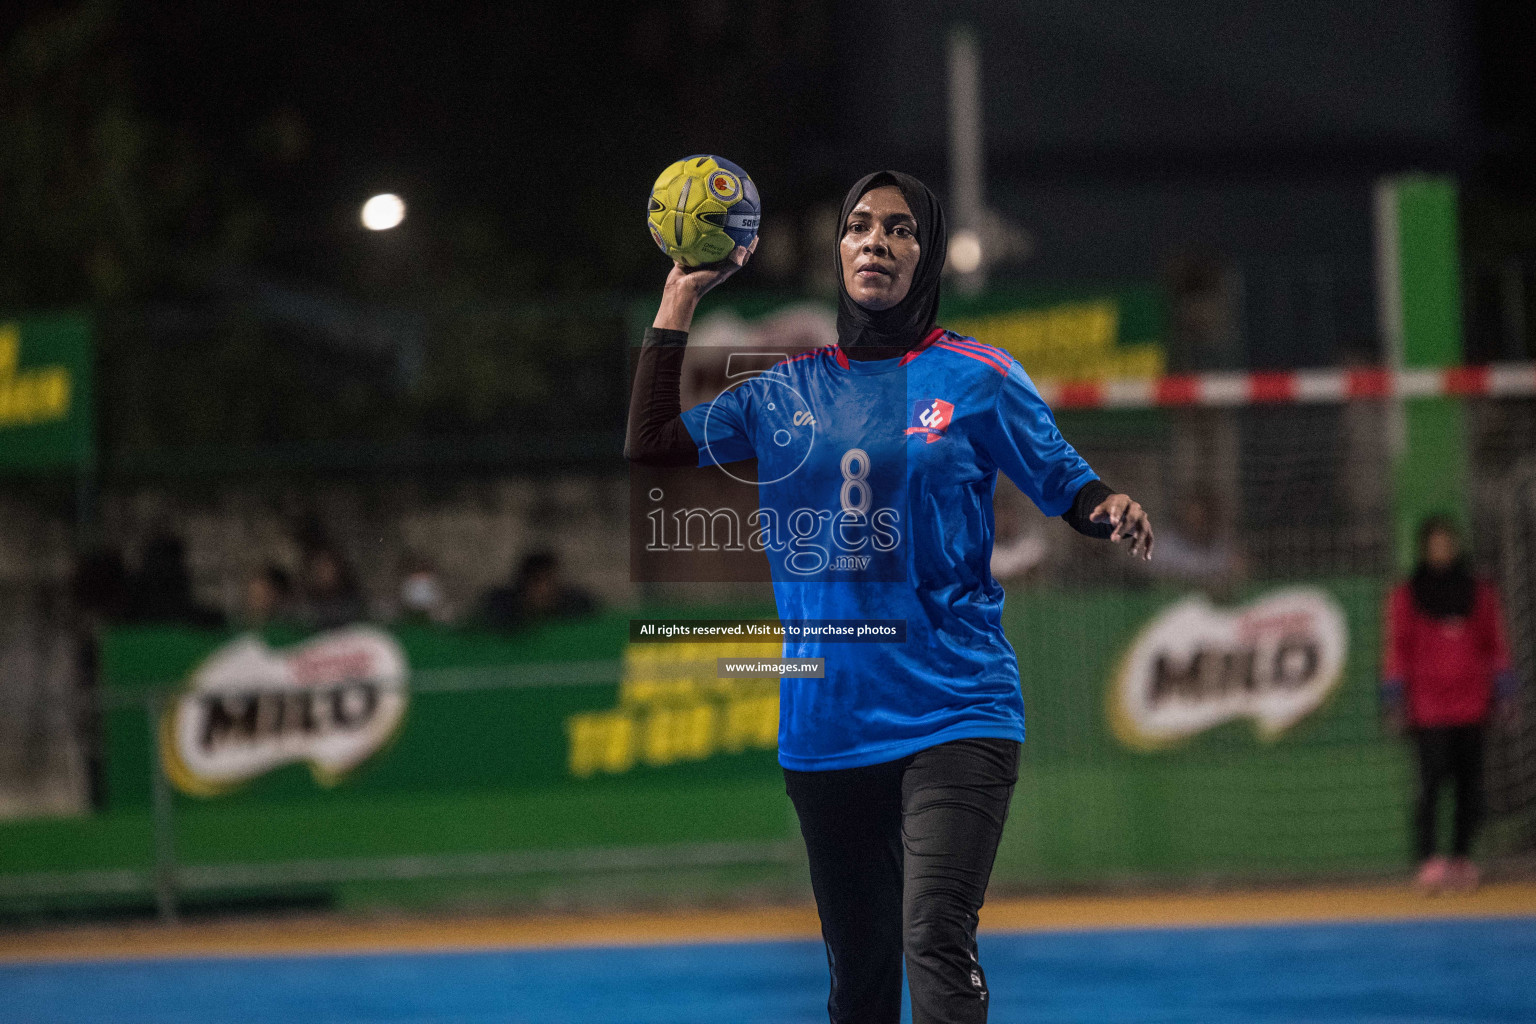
[1410,517,1476,618]
[835,171,947,356]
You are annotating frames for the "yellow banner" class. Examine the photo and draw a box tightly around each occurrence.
[948,300,1164,381]
[0,323,72,429]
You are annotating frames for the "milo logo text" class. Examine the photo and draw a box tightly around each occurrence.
[163,627,409,795]
[1111,588,1348,749]
[197,679,384,754]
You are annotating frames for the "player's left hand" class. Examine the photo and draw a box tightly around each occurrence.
[1091,494,1154,560]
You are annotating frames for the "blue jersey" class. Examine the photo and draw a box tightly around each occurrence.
[679,329,1098,770]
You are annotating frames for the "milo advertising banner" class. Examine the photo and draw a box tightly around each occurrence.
[0,313,94,472]
[1,580,1406,906]
[1110,587,1349,749]
[161,627,409,796]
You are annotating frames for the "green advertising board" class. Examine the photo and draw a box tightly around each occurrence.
[0,313,94,472]
[0,579,1417,913]
[940,284,1166,381]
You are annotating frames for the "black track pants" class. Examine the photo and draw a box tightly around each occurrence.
[1413,723,1486,859]
[784,736,1020,1024]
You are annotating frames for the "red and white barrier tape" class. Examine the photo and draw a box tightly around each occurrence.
[1035,363,1536,410]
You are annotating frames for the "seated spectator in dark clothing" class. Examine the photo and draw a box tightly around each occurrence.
[70,546,128,811]
[295,545,367,629]
[239,564,294,630]
[128,532,223,627]
[479,550,596,632]
[72,547,128,624]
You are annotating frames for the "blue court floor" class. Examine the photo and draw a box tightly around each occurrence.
[2,916,1534,1024]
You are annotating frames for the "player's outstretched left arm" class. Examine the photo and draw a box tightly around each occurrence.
[1090,493,1154,560]
[976,356,1153,561]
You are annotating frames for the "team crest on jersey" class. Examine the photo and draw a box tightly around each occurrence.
[905,398,955,443]
[707,169,742,202]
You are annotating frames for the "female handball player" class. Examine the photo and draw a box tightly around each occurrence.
[627,170,1154,1024]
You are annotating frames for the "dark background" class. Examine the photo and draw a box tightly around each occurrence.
[2,0,1534,458]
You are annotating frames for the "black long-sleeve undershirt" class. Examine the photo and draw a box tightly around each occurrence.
[623,327,698,467]
[623,327,1117,538]
[1062,478,1116,540]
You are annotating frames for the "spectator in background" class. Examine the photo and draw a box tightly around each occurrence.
[396,554,452,625]
[294,544,366,629]
[128,532,223,627]
[1382,516,1520,894]
[1145,488,1243,594]
[72,547,128,624]
[1163,248,1240,371]
[479,550,596,632]
[239,565,293,629]
[70,546,129,812]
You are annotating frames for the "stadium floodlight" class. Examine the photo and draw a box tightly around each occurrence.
[950,230,983,274]
[361,193,406,231]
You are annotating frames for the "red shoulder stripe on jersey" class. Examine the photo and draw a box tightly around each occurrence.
[935,341,1009,376]
[942,339,1016,374]
[782,349,823,367]
[897,327,948,366]
[944,336,1013,364]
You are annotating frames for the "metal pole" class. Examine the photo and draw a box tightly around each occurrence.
[147,697,179,922]
[74,466,93,541]
[1502,258,1527,360]
[1372,179,1406,462]
[947,25,986,294]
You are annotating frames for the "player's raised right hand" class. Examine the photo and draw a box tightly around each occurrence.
[654,239,757,331]
[664,237,758,300]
